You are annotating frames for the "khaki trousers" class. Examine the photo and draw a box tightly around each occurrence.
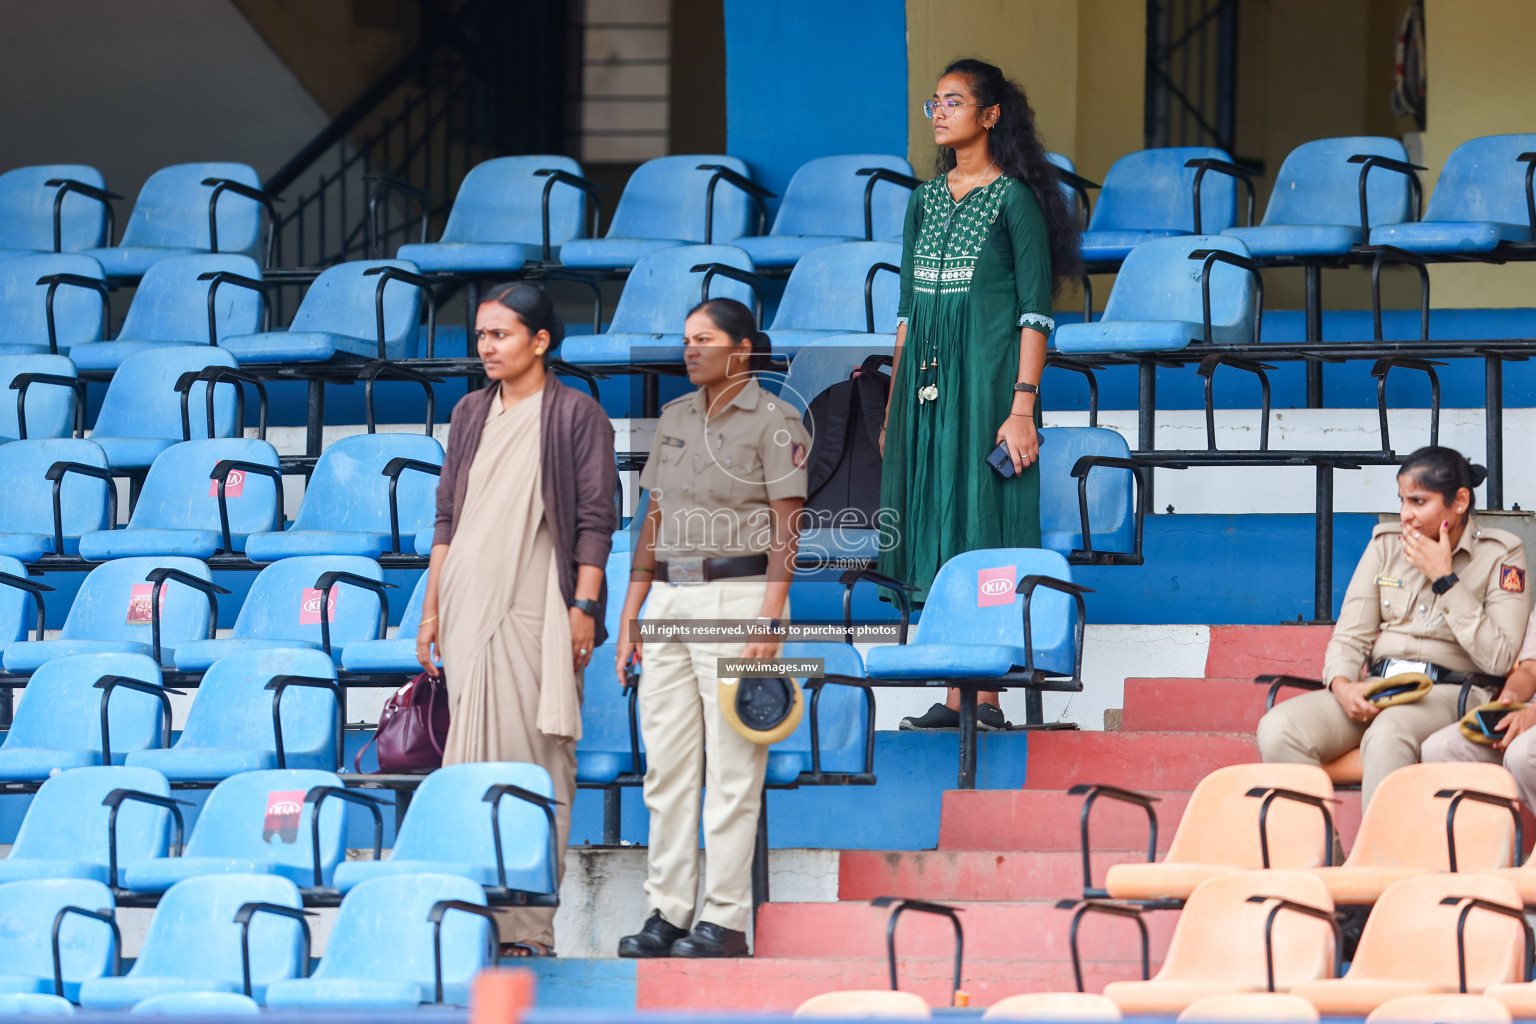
[1423,722,1536,814]
[1256,681,1491,807]
[638,578,777,934]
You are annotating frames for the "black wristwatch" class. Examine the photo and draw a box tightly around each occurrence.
[1012,381,1039,395]
[571,598,600,618]
[1432,573,1459,596]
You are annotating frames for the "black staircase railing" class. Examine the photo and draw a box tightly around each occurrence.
[268,55,493,275]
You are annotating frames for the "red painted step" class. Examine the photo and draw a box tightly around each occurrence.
[937,789,1187,853]
[636,957,1164,1010]
[1022,731,1260,791]
[1120,677,1320,732]
[838,849,1153,902]
[938,785,1363,853]
[753,900,1178,962]
[1205,624,1331,679]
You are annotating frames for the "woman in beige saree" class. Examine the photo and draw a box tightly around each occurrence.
[417,283,618,956]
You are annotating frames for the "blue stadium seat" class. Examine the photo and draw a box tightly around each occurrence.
[413,527,434,557]
[1222,137,1412,257]
[1371,134,1536,253]
[76,874,306,1008]
[0,254,106,356]
[559,155,759,270]
[0,879,117,1002]
[120,769,355,893]
[0,993,79,1015]
[577,550,644,784]
[332,762,556,899]
[0,554,45,649]
[0,438,112,561]
[765,643,872,785]
[221,259,424,364]
[131,992,260,1015]
[173,556,388,671]
[264,874,493,1009]
[396,155,589,272]
[0,165,110,257]
[77,439,281,560]
[81,163,269,282]
[0,652,167,780]
[1,557,220,672]
[777,332,894,414]
[1053,235,1257,354]
[559,244,755,366]
[67,254,265,372]
[339,570,427,674]
[127,648,340,780]
[764,241,902,358]
[1038,426,1136,559]
[0,355,82,442]
[1079,146,1239,264]
[242,433,442,561]
[734,155,914,268]
[0,766,171,885]
[863,548,1082,682]
[88,346,243,471]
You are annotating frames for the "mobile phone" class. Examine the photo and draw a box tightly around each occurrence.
[623,654,641,692]
[1475,706,1517,737]
[1368,682,1422,704]
[986,439,1015,478]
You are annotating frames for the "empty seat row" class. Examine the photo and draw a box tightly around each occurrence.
[0,162,272,282]
[0,428,440,562]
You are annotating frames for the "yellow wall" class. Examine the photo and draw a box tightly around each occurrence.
[1421,0,1536,307]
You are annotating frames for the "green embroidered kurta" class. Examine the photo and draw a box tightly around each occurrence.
[877,174,1055,602]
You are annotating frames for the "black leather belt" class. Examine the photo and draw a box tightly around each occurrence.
[1370,659,1503,691]
[654,554,769,584]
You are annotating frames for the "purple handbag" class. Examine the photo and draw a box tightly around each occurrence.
[354,671,450,774]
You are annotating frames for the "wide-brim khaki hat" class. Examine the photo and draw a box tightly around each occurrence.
[1460,701,1529,745]
[719,675,803,745]
[1364,672,1435,708]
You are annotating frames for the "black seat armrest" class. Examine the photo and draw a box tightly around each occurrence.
[302,786,386,887]
[209,460,284,553]
[531,169,606,261]
[42,178,122,251]
[91,675,184,763]
[231,902,314,996]
[380,458,443,553]
[836,567,915,645]
[11,372,88,438]
[482,783,563,896]
[0,572,53,640]
[1065,783,1159,897]
[264,674,345,770]
[44,460,118,558]
[33,273,109,355]
[143,567,229,667]
[427,900,501,1004]
[361,265,437,360]
[1184,158,1260,232]
[100,788,193,888]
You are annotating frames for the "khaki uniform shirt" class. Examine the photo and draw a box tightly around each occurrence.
[638,377,810,560]
[1324,515,1530,684]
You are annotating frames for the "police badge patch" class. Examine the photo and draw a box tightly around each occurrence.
[1501,565,1526,593]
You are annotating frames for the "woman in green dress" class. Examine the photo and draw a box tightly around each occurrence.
[879,58,1082,731]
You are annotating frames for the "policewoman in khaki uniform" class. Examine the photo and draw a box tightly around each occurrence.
[1258,447,1529,807]
[614,298,809,959]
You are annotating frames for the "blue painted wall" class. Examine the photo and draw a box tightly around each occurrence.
[722,0,909,203]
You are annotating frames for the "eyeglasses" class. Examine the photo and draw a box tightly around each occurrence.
[923,98,982,119]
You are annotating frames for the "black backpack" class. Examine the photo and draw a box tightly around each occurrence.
[802,354,891,528]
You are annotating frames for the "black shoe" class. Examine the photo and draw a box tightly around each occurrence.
[617,911,688,958]
[899,703,959,731]
[669,920,750,958]
[978,704,1010,731]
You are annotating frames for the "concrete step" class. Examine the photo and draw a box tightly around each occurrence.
[1022,731,1261,791]
[1205,624,1331,679]
[752,900,1177,962]
[1120,677,1270,732]
[937,786,1363,855]
[838,849,1150,902]
[633,956,1163,1010]
[938,789,1186,853]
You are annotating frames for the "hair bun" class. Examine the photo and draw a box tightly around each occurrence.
[1469,463,1489,487]
[546,312,566,347]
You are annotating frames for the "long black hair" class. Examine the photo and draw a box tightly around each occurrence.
[481,281,565,359]
[936,58,1082,296]
[1398,446,1487,507]
[686,297,772,376]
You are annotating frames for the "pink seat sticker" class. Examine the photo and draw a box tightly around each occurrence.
[208,469,245,498]
[125,583,168,624]
[263,790,305,844]
[976,566,1017,608]
[299,588,338,625]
